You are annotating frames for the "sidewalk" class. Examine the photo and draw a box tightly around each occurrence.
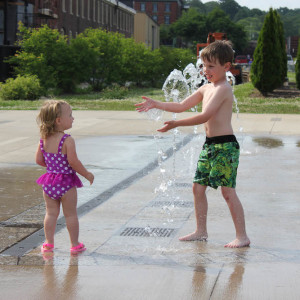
[1,111,300,299]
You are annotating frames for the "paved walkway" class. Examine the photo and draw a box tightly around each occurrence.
[1,111,300,299]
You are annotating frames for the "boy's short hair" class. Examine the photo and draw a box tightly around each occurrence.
[200,40,234,65]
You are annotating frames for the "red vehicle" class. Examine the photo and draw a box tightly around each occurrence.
[235,55,248,64]
[196,32,243,84]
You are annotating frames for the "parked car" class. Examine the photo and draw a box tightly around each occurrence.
[287,54,294,65]
[287,54,295,72]
[235,55,248,64]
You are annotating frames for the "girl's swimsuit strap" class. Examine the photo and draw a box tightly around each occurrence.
[58,134,70,154]
[40,139,45,153]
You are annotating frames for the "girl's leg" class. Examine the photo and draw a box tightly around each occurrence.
[179,183,208,241]
[43,192,60,246]
[61,187,80,248]
[221,186,250,248]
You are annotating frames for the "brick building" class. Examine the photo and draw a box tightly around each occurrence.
[0,0,135,45]
[133,0,184,25]
[286,36,299,58]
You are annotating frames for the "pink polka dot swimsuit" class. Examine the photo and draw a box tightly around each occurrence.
[36,134,83,200]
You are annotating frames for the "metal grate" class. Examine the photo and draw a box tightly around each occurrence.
[175,182,193,188]
[120,227,175,237]
[149,201,194,208]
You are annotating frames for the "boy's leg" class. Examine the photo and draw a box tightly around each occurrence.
[61,187,80,248]
[221,186,250,248]
[179,183,208,241]
[43,192,60,246]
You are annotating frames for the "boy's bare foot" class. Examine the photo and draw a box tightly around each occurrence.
[224,237,250,248]
[179,232,208,241]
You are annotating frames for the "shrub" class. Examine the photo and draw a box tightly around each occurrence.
[0,75,42,100]
[7,23,72,91]
[158,47,196,79]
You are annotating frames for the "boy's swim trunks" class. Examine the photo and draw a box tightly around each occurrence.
[193,135,240,189]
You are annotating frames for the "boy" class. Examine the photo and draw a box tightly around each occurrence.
[135,40,250,248]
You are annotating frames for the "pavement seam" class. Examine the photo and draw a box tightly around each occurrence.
[0,134,195,259]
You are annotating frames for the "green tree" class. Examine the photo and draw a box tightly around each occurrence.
[203,1,219,13]
[206,8,247,53]
[170,8,207,47]
[78,28,123,90]
[250,8,282,95]
[219,0,240,19]
[8,23,72,91]
[274,10,287,84]
[186,0,206,13]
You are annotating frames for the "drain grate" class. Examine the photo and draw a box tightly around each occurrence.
[175,182,192,188]
[120,227,175,237]
[150,201,194,208]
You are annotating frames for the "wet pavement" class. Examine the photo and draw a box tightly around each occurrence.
[1,111,300,299]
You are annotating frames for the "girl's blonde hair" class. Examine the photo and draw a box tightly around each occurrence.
[37,100,69,139]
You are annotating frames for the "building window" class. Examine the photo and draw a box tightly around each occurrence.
[102,2,104,24]
[98,0,101,23]
[105,4,108,25]
[165,3,170,12]
[70,0,73,14]
[117,10,119,29]
[140,3,145,12]
[152,15,158,22]
[76,0,79,16]
[164,15,170,24]
[152,3,157,12]
[88,0,90,20]
[81,0,84,18]
[93,0,96,21]
[62,0,66,12]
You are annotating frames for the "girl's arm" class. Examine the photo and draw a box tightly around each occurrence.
[135,88,203,113]
[35,143,46,167]
[65,137,94,185]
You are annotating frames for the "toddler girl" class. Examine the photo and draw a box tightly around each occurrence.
[36,100,94,254]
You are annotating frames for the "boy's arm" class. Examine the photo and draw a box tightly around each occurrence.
[35,143,46,167]
[65,137,94,185]
[135,88,203,113]
[158,85,229,132]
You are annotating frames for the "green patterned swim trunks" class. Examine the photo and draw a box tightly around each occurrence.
[193,135,240,189]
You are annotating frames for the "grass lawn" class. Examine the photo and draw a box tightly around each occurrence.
[0,72,299,113]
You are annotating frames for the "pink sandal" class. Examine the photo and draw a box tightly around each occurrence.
[70,242,86,254]
[41,243,54,253]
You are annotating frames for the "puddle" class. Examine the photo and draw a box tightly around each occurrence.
[0,166,43,222]
[252,137,284,149]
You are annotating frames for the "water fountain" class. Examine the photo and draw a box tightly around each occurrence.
[143,56,244,229]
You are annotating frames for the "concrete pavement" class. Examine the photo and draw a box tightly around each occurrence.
[1,110,300,299]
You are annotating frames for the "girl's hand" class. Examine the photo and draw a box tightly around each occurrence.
[157,121,177,132]
[86,172,94,185]
[135,96,156,112]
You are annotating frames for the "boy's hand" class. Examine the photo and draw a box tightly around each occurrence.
[135,96,156,112]
[86,172,94,185]
[157,121,177,132]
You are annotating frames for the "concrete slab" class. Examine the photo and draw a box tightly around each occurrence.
[1,111,300,299]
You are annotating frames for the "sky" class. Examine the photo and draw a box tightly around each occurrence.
[201,0,299,11]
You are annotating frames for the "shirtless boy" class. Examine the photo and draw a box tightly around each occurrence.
[135,40,250,248]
